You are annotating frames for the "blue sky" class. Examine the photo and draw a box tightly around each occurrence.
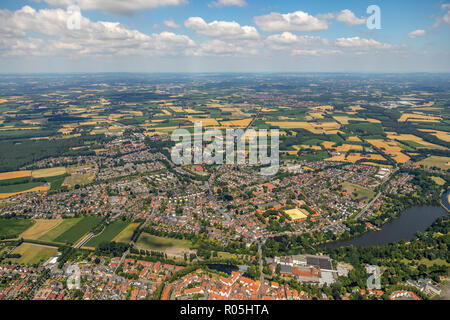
[0,0,449,73]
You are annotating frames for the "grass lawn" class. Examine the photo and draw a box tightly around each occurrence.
[20,219,63,240]
[0,219,34,238]
[54,216,102,244]
[85,219,130,248]
[341,181,375,204]
[7,243,57,265]
[112,222,140,243]
[38,218,82,242]
[136,233,191,252]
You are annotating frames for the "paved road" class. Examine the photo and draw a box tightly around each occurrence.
[257,241,264,300]
[74,232,94,249]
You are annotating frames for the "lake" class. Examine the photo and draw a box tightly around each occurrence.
[324,203,448,249]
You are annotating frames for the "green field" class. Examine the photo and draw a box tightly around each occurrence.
[0,181,45,193]
[136,233,191,252]
[7,243,58,265]
[38,218,82,242]
[85,220,130,248]
[113,222,140,243]
[54,216,102,244]
[0,218,34,238]
[341,181,375,204]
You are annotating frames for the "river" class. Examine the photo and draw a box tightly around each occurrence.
[324,201,449,249]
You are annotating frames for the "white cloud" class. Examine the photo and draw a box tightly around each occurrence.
[266,32,327,50]
[408,29,426,39]
[0,6,195,57]
[185,17,259,40]
[335,9,366,26]
[44,0,187,15]
[164,19,180,29]
[291,49,341,56]
[209,0,247,7]
[253,11,329,33]
[335,37,393,50]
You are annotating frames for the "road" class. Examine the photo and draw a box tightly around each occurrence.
[74,232,94,249]
[257,241,264,300]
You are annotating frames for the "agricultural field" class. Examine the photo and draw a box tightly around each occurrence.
[6,243,58,265]
[136,233,192,258]
[31,167,66,178]
[398,113,442,122]
[38,218,83,242]
[0,219,34,238]
[84,219,130,248]
[54,216,102,244]
[417,156,450,170]
[112,222,140,243]
[0,171,31,181]
[19,219,63,240]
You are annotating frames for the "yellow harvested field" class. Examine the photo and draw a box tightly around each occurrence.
[220,118,252,128]
[188,117,220,127]
[169,106,184,112]
[0,99,8,104]
[367,139,410,164]
[333,116,380,125]
[431,176,446,186]
[418,129,450,143]
[326,153,386,163]
[360,162,392,168]
[281,150,299,155]
[349,105,364,111]
[285,208,308,220]
[386,133,446,149]
[0,185,50,199]
[267,121,340,134]
[20,219,63,240]
[32,167,66,178]
[336,144,363,152]
[417,156,450,170]
[347,136,362,142]
[322,141,336,149]
[312,105,334,111]
[300,145,322,150]
[0,170,32,181]
[398,113,442,122]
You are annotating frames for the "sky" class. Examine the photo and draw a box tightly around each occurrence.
[0,0,449,73]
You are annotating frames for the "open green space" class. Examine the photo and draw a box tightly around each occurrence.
[0,218,34,238]
[6,243,58,265]
[136,233,191,252]
[85,219,130,248]
[38,218,82,242]
[54,216,102,244]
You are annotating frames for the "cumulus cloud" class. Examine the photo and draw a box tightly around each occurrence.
[209,0,247,7]
[164,19,180,29]
[44,0,187,15]
[266,32,328,50]
[408,29,426,39]
[334,9,366,26]
[0,6,195,57]
[185,17,259,40]
[253,11,329,32]
[335,37,393,50]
